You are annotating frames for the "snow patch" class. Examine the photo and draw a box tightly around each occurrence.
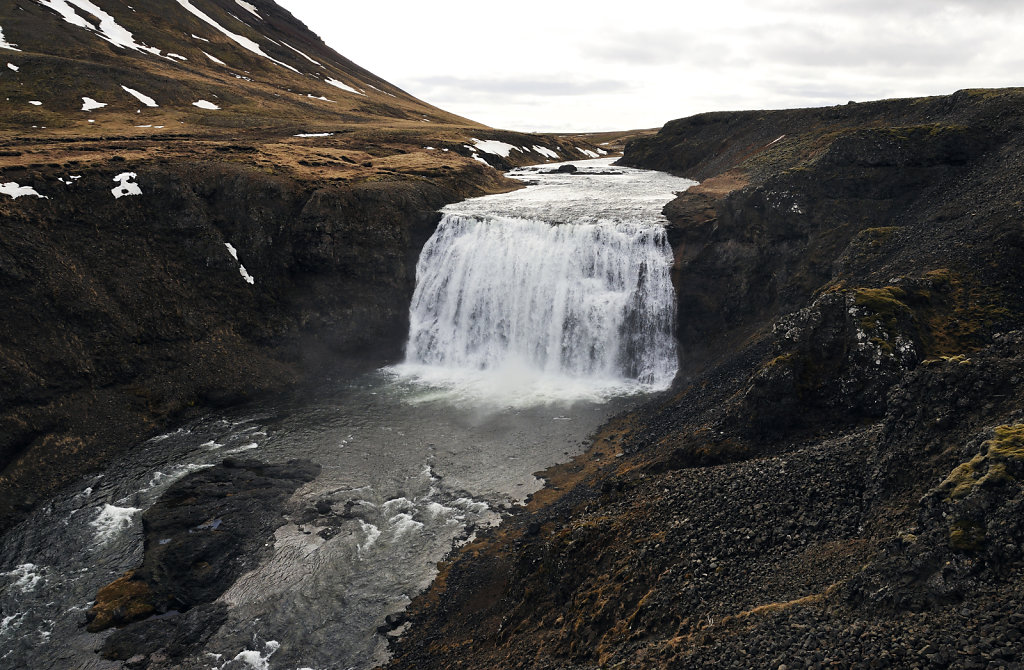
[35,0,176,60]
[1,182,46,199]
[578,148,600,158]
[305,94,334,102]
[1,612,25,636]
[324,77,364,95]
[81,96,106,111]
[294,132,333,137]
[28,100,42,105]
[201,50,226,65]
[192,99,220,110]
[224,243,255,284]
[174,0,299,73]
[281,40,320,65]
[190,33,209,42]
[111,172,141,198]
[234,0,260,18]
[139,463,212,494]
[767,134,786,146]
[471,138,521,158]
[0,25,21,51]
[7,62,18,71]
[91,504,141,543]
[166,52,187,61]
[532,145,560,159]
[121,85,158,106]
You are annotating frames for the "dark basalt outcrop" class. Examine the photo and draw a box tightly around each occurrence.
[388,89,1024,668]
[85,458,319,666]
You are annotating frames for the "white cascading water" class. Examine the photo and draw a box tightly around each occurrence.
[395,158,697,405]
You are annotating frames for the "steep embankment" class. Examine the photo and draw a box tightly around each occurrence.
[0,0,607,531]
[389,89,1024,668]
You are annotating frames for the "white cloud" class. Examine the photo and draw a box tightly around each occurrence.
[275,0,1024,131]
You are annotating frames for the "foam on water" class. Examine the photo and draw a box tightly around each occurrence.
[216,640,279,670]
[2,564,43,592]
[357,521,381,557]
[90,504,141,544]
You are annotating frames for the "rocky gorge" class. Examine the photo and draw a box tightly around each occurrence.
[388,89,1024,668]
[3,1,1024,668]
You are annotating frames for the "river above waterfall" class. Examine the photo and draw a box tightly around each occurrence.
[0,158,695,670]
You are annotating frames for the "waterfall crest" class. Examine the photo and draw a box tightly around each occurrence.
[393,158,693,406]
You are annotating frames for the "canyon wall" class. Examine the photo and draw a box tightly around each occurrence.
[390,89,1024,669]
[0,156,509,530]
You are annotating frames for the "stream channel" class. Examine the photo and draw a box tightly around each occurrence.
[0,158,695,670]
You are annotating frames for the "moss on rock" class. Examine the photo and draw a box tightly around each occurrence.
[948,519,986,552]
[85,572,154,632]
[938,424,1024,501]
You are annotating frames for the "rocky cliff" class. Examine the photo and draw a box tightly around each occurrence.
[0,0,607,532]
[389,89,1024,668]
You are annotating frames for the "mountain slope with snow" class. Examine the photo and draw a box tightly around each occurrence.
[0,0,473,131]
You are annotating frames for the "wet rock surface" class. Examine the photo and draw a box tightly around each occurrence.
[87,458,319,665]
[389,90,1024,668]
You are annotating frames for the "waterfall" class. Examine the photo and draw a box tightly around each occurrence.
[401,215,677,402]
[394,158,692,405]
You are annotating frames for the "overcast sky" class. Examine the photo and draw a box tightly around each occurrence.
[275,0,1024,132]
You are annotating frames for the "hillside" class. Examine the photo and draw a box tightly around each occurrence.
[0,0,606,531]
[389,89,1024,668]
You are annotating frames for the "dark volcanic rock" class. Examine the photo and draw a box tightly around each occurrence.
[99,603,228,666]
[0,160,454,532]
[87,458,319,664]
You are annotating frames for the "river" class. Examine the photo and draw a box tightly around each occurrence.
[0,158,695,670]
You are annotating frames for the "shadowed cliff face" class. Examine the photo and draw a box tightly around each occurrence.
[621,90,1021,378]
[388,90,1024,669]
[0,155,476,530]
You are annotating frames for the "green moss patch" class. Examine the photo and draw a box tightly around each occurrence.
[853,286,918,355]
[854,287,912,331]
[987,424,1024,459]
[864,123,969,142]
[850,268,1014,359]
[938,424,1024,501]
[949,519,986,552]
